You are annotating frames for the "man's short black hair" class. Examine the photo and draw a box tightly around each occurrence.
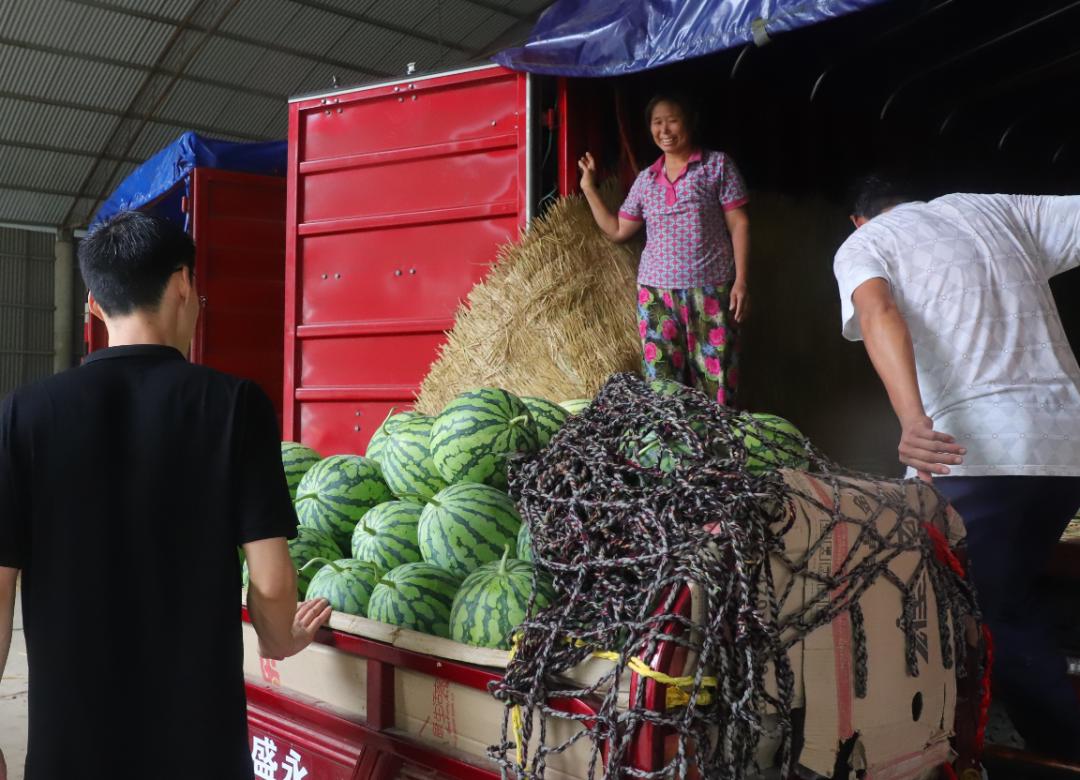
[645,92,700,142]
[79,211,195,317]
[849,173,912,220]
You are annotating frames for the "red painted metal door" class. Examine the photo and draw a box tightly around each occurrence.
[283,65,529,456]
[190,168,287,422]
[82,169,287,425]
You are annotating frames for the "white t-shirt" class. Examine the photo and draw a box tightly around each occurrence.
[833,193,1080,477]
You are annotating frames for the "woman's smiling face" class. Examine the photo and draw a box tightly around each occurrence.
[650,100,692,156]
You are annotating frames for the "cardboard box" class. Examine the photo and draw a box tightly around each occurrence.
[780,470,965,779]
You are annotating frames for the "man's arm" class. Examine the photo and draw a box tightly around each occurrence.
[0,566,15,780]
[852,278,966,481]
[243,537,329,660]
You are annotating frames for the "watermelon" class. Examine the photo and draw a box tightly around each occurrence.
[430,388,539,489]
[521,397,570,447]
[516,521,533,562]
[418,483,522,579]
[450,546,555,649]
[380,416,447,500]
[303,557,382,616]
[281,442,321,501]
[289,527,343,598]
[352,500,424,570]
[366,409,422,465]
[733,413,810,473]
[367,562,462,637]
[295,455,393,552]
[559,398,591,415]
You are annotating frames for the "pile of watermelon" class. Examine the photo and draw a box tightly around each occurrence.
[256,388,581,650]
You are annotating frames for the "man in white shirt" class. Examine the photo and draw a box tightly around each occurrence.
[833,175,1080,761]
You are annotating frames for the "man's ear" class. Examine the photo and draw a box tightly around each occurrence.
[87,291,105,322]
[850,215,868,229]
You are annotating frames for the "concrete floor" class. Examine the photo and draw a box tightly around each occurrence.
[0,592,26,780]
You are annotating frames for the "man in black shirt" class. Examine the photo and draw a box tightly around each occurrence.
[0,212,330,779]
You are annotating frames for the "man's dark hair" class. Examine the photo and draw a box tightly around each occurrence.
[79,211,195,316]
[645,92,700,142]
[849,173,912,220]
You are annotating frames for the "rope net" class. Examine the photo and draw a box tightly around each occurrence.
[489,372,980,779]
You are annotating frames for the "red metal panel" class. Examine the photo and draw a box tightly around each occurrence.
[298,70,520,162]
[300,400,412,457]
[298,219,515,326]
[190,169,286,423]
[285,65,528,455]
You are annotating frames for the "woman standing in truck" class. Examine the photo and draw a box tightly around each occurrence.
[579,93,750,406]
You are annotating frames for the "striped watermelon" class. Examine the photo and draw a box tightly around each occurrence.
[449,546,555,649]
[381,416,447,500]
[430,388,539,489]
[295,455,393,552]
[521,397,570,447]
[303,557,383,616]
[281,442,321,501]
[365,409,421,465]
[351,500,423,570]
[733,413,810,473]
[367,562,462,637]
[418,483,522,579]
[289,527,343,598]
[559,398,591,415]
[516,521,533,562]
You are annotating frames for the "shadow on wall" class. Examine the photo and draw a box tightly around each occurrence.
[738,192,903,478]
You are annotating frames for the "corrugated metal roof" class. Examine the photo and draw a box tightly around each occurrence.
[0,0,553,228]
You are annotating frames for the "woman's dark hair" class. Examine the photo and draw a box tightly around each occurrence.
[849,173,912,219]
[645,93,700,142]
[78,211,195,317]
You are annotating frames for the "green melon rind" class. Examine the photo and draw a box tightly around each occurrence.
[295,454,393,552]
[366,409,422,465]
[380,416,448,500]
[520,396,570,447]
[281,442,322,501]
[418,483,522,580]
[449,554,555,649]
[288,527,343,598]
[304,557,383,616]
[429,388,539,489]
[736,413,810,473]
[366,562,462,637]
[558,398,591,415]
[351,500,424,570]
[516,522,533,562]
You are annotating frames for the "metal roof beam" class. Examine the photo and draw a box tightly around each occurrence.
[287,0,471,54]
[0,181,84,200]
[64,0,393,79]
[62,0,248,228]
[0,88,266,142]
[0,33,287,103]
[0,138,140,165]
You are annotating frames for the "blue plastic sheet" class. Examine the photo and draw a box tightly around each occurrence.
[91,131,286,229]
[494,0,889,77]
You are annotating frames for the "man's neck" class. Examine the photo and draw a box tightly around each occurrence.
[103,315,186,354]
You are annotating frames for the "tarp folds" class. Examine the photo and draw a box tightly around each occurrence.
[494,0,889,77]
[91,131,286,229]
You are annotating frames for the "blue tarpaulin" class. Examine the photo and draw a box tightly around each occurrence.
[494,0,890,77]
[91,131,286,230]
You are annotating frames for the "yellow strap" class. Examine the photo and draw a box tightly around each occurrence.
[506,636,715,765]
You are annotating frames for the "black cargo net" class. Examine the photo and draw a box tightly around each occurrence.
[489,373,980,780]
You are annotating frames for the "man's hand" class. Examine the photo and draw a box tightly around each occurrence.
[898,414,966,482]
[258,598,331,661]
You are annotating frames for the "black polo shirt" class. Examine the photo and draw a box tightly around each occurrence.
[0,344,297,779]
